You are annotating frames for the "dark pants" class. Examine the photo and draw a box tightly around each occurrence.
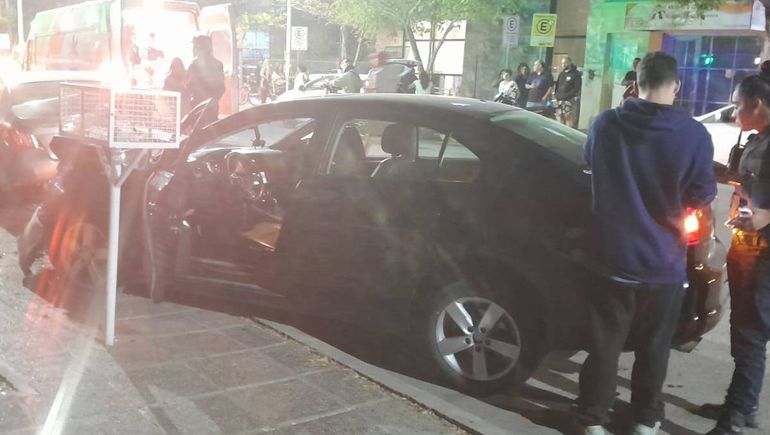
[723,246,770,416]
[577,280,686,427]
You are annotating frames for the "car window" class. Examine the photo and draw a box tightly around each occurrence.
[201,118,315,151]
[490,110,586,165]
[326,119,480,182]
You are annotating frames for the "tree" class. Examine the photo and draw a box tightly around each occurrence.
[331,0,521,74]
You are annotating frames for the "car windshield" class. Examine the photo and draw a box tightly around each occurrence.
[490,110,587,164]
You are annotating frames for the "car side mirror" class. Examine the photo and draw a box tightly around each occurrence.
[298,85,306,92]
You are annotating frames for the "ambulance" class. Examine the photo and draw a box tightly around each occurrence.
[22,0,238,114]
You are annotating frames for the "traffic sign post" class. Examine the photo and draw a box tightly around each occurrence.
[502,16,520,48]
[530,13,558,48]
[291,26,308,52]
[59,84,181,346]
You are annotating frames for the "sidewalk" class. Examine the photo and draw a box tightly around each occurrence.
[0,215,465,434]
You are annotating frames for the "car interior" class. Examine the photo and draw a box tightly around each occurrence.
[330,119,481,183]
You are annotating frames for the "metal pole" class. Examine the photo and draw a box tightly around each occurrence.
[16,0,23,44]
[285,0,291,80]
[105,158,121,347]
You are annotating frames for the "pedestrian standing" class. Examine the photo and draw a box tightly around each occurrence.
[623,58,642,100]
[579,51,716,435]
[514,63,530,108]
[186,35,225,125]
[259,59,272,103]
[704,61,770,435]
[364,52,401,93]
[332,62,363,94]
[494,68,519,105]
[413,70,433,95]
[293,64,309,90]
[271,65,287,97]
[163,57,190,115]
[554,56,582,128]
[525,60,554,108]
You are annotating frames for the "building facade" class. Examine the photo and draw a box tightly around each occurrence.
[579,0,766,128]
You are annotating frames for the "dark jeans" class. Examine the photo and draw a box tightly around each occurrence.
[723,246,770,416]
[576,280,686,427]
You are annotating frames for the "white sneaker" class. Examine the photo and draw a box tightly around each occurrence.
[584,425,607,435]
[631,421,661,435]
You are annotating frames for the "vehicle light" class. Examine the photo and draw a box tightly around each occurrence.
[685,208,700,245]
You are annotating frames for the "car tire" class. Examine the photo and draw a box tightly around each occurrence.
[48,221,108,307]
[421,280,546,397]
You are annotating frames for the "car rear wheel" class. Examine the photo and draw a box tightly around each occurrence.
[423,281,545,396]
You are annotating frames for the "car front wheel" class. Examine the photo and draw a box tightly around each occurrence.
[424,281,545,396]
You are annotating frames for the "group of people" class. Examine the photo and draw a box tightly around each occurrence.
[577,51,770,435]
[160,35,225,124]
[493,56,582,127]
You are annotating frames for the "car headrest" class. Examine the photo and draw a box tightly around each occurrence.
[381,123,417,157]
[340,124,365,159]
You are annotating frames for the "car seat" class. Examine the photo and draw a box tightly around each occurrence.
[371,123,419,179]
[331,124,366,176]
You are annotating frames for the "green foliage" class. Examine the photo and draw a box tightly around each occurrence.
[330,0,520,72]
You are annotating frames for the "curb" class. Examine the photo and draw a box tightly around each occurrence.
[254,318,553,435]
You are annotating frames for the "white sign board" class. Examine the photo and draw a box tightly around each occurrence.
[502,16,520,48]
[291,26,308,51]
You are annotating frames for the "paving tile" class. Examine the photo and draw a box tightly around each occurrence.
[188,349,292,389]
[303,368,387,406]
[151,399,238,435]
[187,310,250,329]
[218,324,285,349]
[230,378,343,427]
[59,407,165,435]
[261,343,335,375]
[117,310,214,337]
[191,393,259,433]
[126,361,220,405]
[0,331,69,361]
[360,399,465,434]
[117,296,195,319]
[0,396,35,432]
[109,339,177,370]
[152,330,247,360]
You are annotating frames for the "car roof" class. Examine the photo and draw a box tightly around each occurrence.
[260,94,516,122]
[0,70,104,88]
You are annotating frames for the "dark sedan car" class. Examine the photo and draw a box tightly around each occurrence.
[20,95,727,395]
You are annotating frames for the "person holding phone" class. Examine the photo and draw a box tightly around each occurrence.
[706,61,770,435]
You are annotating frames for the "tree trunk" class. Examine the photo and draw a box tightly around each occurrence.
[353,36,362,64]
[427,22,457,75]
[340,25,347,61]
[404,25,425,73]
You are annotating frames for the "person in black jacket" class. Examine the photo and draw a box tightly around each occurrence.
[186,35,225,125]
[578,51,716,435]
[514,63,530,108]
[554,56,581,128]
[704,61,770,435]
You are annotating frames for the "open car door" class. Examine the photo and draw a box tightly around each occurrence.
[200,4,238,116]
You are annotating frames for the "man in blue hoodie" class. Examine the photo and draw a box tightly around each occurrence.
[578,52,717,435]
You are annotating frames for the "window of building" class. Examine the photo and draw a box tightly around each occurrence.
[664,35,762,116]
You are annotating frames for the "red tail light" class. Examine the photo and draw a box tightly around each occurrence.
[0,123,36,151]
[685,208,700,246]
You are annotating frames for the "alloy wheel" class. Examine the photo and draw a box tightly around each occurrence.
[434,297,521,381]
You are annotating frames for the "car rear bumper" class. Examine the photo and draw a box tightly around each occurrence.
[674,236,728,348]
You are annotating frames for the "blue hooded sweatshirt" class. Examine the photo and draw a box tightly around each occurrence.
[585,98,717,286]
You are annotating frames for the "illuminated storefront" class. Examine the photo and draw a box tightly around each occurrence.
[580,0,766,128]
